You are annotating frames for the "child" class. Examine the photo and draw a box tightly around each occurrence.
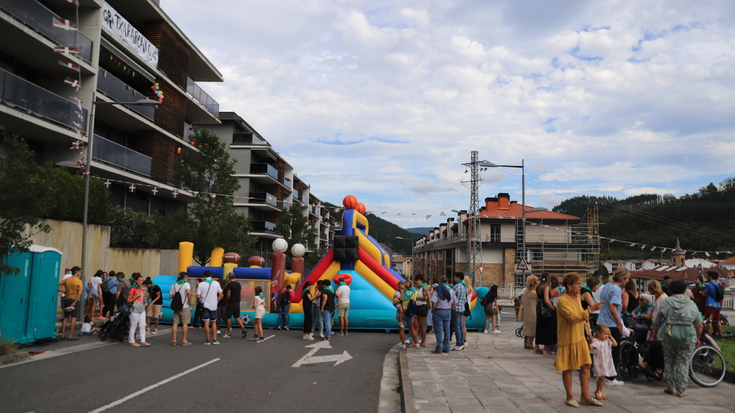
[251,286,265,343]
[495,305,502,333]
[513,296,521,321]
[590,324,617,401]
[79,315,99,336]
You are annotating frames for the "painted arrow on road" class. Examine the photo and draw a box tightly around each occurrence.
[292,341,353,367]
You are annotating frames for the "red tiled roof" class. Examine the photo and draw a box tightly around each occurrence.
[477,203,580,221]
[630,266,732,281]
[720,256,735,265]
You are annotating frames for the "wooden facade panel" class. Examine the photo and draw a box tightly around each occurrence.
[134,130,180,187]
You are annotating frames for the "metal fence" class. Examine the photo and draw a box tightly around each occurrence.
[96,69,155,120]
[186,77,219,117]
[92,135,152,177]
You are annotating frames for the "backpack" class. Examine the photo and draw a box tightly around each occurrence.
[170,285,184,311]
[713,282,725,302]
[480,295,488,307]
[404,292,418,317]
[279,290,291,306]
[101,278,110,294]
[664,302,695,345]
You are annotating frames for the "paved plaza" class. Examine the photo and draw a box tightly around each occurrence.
[400,317,733,413]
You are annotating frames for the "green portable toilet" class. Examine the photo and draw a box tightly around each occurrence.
[0,250,32,343]
[25,246,62,342]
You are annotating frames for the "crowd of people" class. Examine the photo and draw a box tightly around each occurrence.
[515,268,726,407]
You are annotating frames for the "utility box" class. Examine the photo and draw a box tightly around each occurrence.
[0,246,62,344]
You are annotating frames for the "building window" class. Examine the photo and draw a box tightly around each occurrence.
[490,225,500,242]
[532,250,543,262]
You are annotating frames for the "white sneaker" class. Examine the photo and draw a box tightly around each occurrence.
[494,330,501,334]
[452,345,465,351]
[401,343,407,350]
[306,335,315,341]
[484,330,489,334]
[605,379,624,386]
[320,333,325,338]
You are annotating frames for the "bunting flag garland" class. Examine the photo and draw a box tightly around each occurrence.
[58,60,80,71]
[70,140,83,150]
[192,191,199,197]
[641,245,646,250]
[54,46,79,55]
[104,179,111,188]
[426,215,432,219]
[128,183,136,193]
[65,0,79,5]
[151,187,158,196]
[72,121,82,130]
[172,189,179,198]
[440,212,446,216]
[70,96,83,110]
[52,17,78,31]
[64,77,81,91]
[650,246,656,251]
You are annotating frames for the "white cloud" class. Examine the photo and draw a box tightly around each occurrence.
[162,0,735,227]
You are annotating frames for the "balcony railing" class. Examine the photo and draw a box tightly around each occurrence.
[0,0,93,63]
[249,191,278,207]
[0,67,88,131]
[293,190,300,203]
[92,135,152,177]
[232,132,267,145]
[284,178,292,190]
[251,220,276,232]
[186,77,219,117]
[96,69,155,120]
[250,162,278,180]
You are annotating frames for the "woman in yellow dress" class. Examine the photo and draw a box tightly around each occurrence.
[554,272,605,407]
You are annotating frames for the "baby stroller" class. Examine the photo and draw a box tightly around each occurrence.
[99,305,130,343]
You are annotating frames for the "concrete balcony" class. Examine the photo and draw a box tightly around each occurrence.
[92,135,152,177]
[96,69,155,120]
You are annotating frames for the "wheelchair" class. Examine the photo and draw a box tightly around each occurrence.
[617,322,726,387]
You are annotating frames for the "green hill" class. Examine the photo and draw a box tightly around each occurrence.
[552,178,735,260]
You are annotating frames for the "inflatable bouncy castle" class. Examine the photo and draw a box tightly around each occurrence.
[153,195,485,330]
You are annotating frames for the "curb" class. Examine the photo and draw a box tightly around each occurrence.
[398,348,417,413]
[0,352,31,366]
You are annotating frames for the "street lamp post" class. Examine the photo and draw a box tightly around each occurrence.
[482,160,526,281]
[80,97,161,282]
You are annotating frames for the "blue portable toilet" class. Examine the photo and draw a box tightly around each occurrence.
[0,250,32,343]
[25,246,62,342]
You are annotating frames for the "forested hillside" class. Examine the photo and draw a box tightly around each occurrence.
[552,178,735,260]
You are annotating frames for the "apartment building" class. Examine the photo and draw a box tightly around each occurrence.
[413,193,599,286]
[0,0,221,215]
[202,112,334,264]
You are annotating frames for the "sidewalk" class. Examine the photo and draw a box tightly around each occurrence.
[399,317,733,413]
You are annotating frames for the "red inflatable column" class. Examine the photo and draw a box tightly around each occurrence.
[271,252,286,313]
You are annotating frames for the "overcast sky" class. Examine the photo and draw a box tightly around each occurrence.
[163,0,735,229]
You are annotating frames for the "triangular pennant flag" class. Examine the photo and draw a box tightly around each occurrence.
[411,213,417,215]
[440,212,446,216]
[58,60,80,71]
[54,46,79,55]
[65,0,79,5]
[192,191,199,197]
[70,140,83,150]
[69,96,83,110]
[334,208,341,213]
[72,121,82,129]
[426,215,432,219]
[74,111,83,120]
[52,17,77,31]
[641,245,646,250]
[650,246,656,251]
[705,251,710,257]
[210,193,217,198]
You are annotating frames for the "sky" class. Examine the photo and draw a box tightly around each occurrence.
[163,0,735,229]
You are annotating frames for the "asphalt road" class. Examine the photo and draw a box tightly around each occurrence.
[0,327,400,413]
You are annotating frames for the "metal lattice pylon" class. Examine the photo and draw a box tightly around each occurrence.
[469,151,482,285]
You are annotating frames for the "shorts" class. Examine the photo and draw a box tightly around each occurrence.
[484,306,496,316]
[173,309,191,325]
[225,304,240,319]
[201,309,217,321]
[704,306,721,321]
[255,307,265,319]
[146,304,162,318]
[397,311,414,325]
[416,304,429,318]
[337,303,350,317]
[89,290,99,298]
[63,298,80,319]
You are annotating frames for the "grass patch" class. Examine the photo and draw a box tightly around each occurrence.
[0,338,18,356]
[713,325,735,374]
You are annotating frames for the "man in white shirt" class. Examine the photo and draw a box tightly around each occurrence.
[196,271,223,345]
[335,276,351,336]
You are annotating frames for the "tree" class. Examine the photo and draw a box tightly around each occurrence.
[40,162,109,224]
[0,128,52,275]
[108,206,167,248]
[175,128,254,265]
[276,203,313,265]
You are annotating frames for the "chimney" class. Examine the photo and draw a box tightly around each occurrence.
[456,211,467,235]
[498,193,510,210]
[439,223,446,239]
[485,197,499,210]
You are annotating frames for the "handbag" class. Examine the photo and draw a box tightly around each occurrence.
[537,300,553,319]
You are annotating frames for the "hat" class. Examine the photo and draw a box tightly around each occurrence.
[639,294,653,302]
[177,272,187,281]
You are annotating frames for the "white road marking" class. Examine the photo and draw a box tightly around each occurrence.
[87,358,220,413]
[292,340,352,367]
